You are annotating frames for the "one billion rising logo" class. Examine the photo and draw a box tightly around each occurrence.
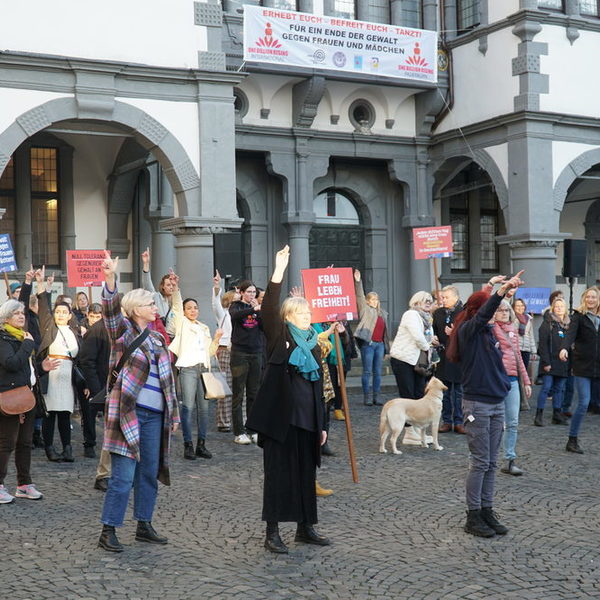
[405,42,428,67]
[256,22,282,48]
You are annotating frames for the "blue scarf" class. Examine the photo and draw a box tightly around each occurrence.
[287,322,320,381]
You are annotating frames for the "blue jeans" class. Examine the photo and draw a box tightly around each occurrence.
[536,375,567,410]
[562,375,574,412]
[569,376,599,437]
[503,380,520,461]
[360,341,385,395]
[441,382,463,425]
[462,399,504,510]
[100,407,162,527]
[179,365,208,442]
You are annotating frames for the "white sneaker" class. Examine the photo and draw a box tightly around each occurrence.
[251,434,258,444]
[15,484,43,500]
[0,484,15,504]
[234,434,252,445]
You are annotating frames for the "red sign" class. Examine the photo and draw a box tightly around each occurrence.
[301,267,358,323]
[66,250,110,287]
[412,225,453,260]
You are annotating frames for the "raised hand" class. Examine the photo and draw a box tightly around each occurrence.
[168,268,179,289]
[25,265,35,285]
[34,266,45,284]
[289,286,302,298]
[102,250,119,290]
[141,247,150,271]
[271,245,290,284]
[213,269,221,290]
[354,269,361,282]
[499,270,524,296]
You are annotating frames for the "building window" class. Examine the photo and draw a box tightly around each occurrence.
[580,0,600,16]
[480,212,498,271]
[449,196,469,271]
[457,0,480,32]
[30,147,60,267]
[538,0,564,10]
[349,99,376,131]
[369,0,391,24]
[314,189,360,225]
[233,88,249,122]
[0,158,16,243]
[265,0,297,10]
[332,0,356,19]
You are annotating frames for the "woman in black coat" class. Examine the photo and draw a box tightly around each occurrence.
[533,297,569,427]
[0,299,58,503]
[246,245,330,554]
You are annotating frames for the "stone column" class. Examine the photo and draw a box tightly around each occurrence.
[149,172,176,280]
[59,145,76,272]
[14,145,32,269]
[161,217,244,326]
[422,0,437,30]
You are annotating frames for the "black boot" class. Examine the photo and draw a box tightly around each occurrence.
[552,408,568,425]
[183,441,196,460]
[135,521,168,544]
[32,430,44,448]
[464,509,496,538]
[195,439,212,459]
[61,445,74,463]
[45,445,62,462]
[480,507,508,535]
[264,522,288,554]
[84,446,96,458]
[295,523,331,546]
[566,436,584,454]
[533,409,544,427]
[98,525,123,552]
[363,393,373,406]
[321,442,335,457]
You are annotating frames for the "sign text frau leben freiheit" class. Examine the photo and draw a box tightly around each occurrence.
[243,5,437,83]
[301,268,358,323]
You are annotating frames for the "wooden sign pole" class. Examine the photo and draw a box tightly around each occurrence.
[88,286,93,304]
[334,329,359,484]
[432,257,441,302]
[3,272,10,298]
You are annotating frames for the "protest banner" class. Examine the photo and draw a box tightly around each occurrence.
[301,267,358,323]
[243,5,437,83]
[0,233,17,273]
[412,225,453,260]
[66,250,110,287]
[515,287,551,315]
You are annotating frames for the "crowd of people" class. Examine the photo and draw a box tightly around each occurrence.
[0,246,596,549]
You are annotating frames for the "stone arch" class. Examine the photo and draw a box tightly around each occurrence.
[554,147,600,212]
[0,97,200,216]
[432,149,509,211]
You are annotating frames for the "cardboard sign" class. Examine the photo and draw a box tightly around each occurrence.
[412,225,453,260]
[0,234,17,273]
[301,267,358,323]
[514,287,551,315]
[66,250,109,287]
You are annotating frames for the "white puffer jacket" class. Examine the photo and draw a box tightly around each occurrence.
[389,309,431,366]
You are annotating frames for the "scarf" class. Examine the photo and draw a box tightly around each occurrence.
[3,324,25,341]
[515,312,528,337]
[549,312,569,327]
[416,309,434,342]
[287,322,320,381]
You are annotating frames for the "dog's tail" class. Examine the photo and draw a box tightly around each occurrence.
[379,403,389,435]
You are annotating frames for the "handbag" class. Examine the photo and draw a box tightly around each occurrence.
[57,328,88,394]
[414,349,434,377]
[0,385,35,417]
[200,357,232,400]
[91,328,151,406]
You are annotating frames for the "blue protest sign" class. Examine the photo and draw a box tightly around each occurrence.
[515,287,551,314]
[0,234,17,273]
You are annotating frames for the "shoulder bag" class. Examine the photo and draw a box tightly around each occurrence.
[90,329,150,405]
[201,356,232,400]
[58,328,87,394]
[0,385,35,419]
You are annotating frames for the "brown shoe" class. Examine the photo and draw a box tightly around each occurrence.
[454,424,466,434]
[438,423,452,433]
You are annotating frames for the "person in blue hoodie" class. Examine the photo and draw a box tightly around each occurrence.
[446,271,524,538]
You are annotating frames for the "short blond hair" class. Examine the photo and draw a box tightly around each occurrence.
[409,291,433,309]
[121,288,154,319]
[281,296,310,322]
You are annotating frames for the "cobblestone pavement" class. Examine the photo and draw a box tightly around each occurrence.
[2,389,600,600]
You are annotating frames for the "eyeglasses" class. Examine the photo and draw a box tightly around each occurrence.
[140,302,156,308]
[496,308,510,313]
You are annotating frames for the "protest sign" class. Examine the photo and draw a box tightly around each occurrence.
[301,267,357,323]
[243,5,437,83]
[66,250,109,287]
[0,234,17,273]
[412,225,453,260]
[515,287,551,315]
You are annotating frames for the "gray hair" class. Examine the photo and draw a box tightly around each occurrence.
[281,296,310,322]
[498,298,516,322]
[409,291,433,309]
[120,288,154,319]
[442,285,459,298]
[0,299,25,325]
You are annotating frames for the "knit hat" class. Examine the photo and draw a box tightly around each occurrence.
[9,282,20,294]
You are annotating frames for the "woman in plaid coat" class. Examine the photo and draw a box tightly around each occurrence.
[98,252,180,553]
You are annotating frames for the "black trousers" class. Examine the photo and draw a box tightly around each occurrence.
[262,426,318,525]
[0,408,35,486]
[390,357,426,399]
[42,411,71,448]
[231,350,262,436]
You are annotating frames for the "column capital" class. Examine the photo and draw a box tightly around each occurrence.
[160,216,244,236]
[495,233,567,248]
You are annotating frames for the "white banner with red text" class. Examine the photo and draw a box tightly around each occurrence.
[243,5,437,83]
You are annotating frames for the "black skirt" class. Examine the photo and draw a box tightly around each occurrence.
[262,425,318,524]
